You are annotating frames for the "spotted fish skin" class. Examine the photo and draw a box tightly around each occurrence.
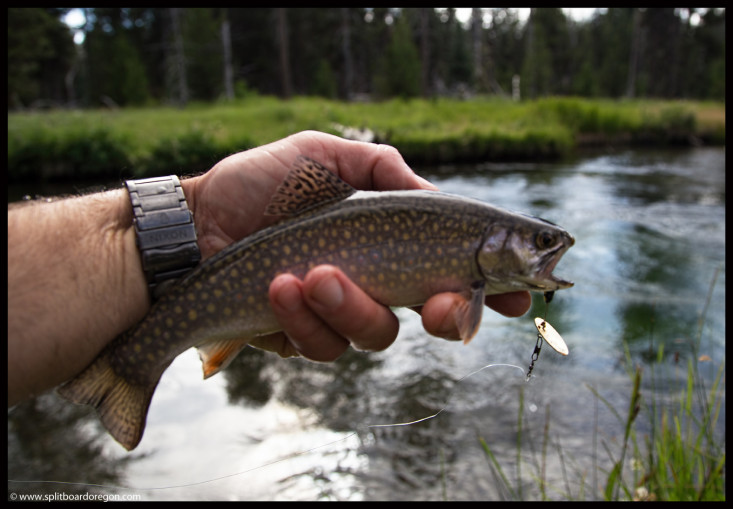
[58,156,574,450]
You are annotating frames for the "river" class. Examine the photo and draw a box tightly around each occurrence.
[7,146,725,500]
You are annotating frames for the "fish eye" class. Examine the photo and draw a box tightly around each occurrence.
[535,231,556,249]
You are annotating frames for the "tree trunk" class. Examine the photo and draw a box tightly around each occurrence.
[472,8,483,92]
[221,8,234,101]
[169,7,189,106]
[276,8,293,98]
[420,8,430,97]
[625,8,642,98]
[525,9,537,99]
[341,8,353,100]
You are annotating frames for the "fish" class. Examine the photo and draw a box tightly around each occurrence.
[58,155,575,451]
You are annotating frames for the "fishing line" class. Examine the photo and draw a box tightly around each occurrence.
[9,362,526,493]
[11,433,362,492]
[365,363,525,428]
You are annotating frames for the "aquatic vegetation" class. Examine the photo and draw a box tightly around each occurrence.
[477,266,725,501]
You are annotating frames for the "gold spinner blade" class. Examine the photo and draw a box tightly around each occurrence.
[534,318,569,356]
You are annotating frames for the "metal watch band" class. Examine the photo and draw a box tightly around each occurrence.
[125,175,201,297]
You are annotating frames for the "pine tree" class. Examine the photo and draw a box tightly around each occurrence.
[373,13,422,98]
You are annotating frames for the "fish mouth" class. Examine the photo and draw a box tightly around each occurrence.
[540,254,574,290]
[530,236,575,291]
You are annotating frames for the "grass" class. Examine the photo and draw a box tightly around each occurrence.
[7,96,725,182]
[478,352,725,501]
[476,266,725,501]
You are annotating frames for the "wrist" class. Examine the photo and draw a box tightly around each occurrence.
[125,175,201,298]
[90,187,152,325]
[180,176,198,214]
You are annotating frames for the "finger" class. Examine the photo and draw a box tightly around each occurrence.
[301,265,400,352]
[419,293,467,341]
[419,291,533,341]
[268,273,350,362]
[281,131,439,192]
[361,143,439,191]
[486,291,532,317]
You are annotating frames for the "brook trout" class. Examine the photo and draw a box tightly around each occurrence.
[59,156,574,450]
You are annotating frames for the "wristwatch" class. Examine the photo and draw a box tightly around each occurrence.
[125,175,201,298]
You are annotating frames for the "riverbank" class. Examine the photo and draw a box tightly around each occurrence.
[8,96,725,182]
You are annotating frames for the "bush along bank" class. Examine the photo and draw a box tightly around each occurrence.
[8,126,254,184]
[8,97,724,183]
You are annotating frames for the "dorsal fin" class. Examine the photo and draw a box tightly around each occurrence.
[265,155,356,216]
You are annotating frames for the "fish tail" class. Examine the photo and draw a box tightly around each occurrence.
[57,352,157,451]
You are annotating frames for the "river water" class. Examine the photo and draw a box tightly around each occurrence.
[8,147,725,500]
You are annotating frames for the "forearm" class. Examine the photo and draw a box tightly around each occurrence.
[8,189,150,405]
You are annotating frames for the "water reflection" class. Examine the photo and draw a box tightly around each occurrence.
[8,147,724,500]
[8,394,132,497]
[613,221,708,363]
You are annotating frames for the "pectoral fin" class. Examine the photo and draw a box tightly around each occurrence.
[455,281,486,344]
[248,335,302,358]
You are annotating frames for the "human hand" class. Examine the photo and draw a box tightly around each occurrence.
[185,130,438,258]
[185,131,530,361]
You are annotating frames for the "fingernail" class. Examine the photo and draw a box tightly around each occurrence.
[310,274,344,310]
[415,174,439,191]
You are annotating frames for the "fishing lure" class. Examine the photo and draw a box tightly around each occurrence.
[526,290,569,379]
